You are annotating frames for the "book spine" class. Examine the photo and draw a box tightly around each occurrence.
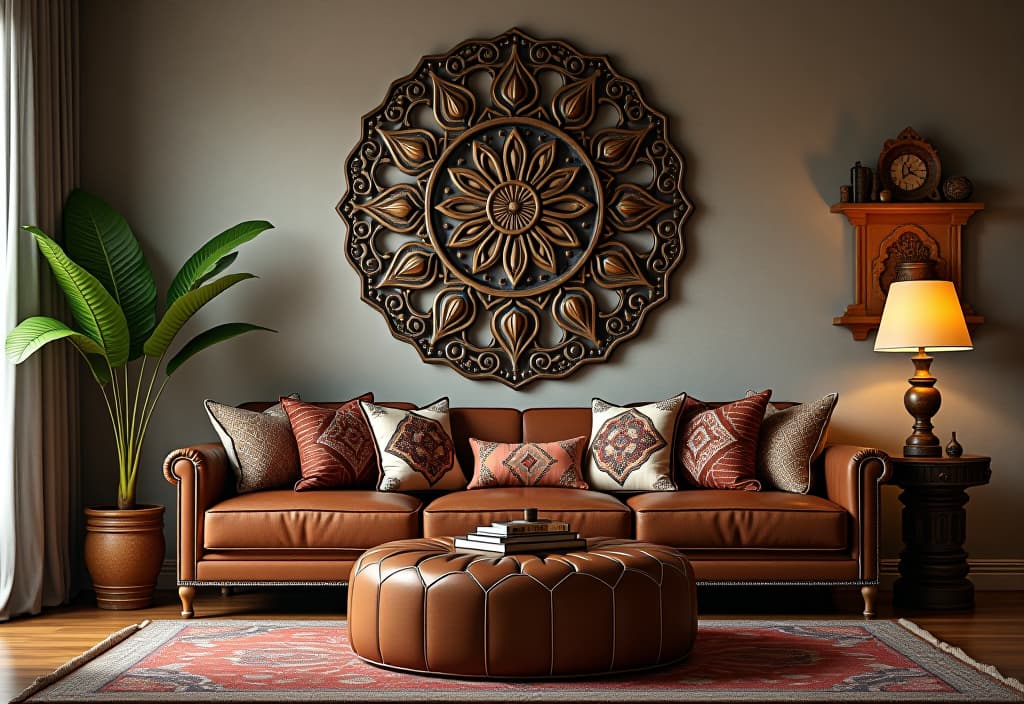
[454,538,587,554]
[468,532,578,544]
[484,522,570,535]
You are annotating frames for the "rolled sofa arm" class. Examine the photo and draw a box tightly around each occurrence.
[821,445,891,582]
[163,444,230,581]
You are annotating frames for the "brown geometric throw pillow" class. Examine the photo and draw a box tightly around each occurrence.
[679,390,771,491]
[757,392,838,494]
[282,395,377,491]
[205,394,301,494]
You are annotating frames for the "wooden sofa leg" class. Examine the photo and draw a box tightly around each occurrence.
[179,586,196,618]
[220,586,232,597]
[861,585,878,619]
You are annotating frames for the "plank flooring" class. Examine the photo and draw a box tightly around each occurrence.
[1,587,1021,701]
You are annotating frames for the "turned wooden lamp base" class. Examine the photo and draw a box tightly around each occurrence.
[901,350,943,458]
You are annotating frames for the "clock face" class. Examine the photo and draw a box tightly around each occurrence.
[890,153,928,192]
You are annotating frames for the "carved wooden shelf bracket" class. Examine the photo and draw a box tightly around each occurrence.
[832,202,984,341]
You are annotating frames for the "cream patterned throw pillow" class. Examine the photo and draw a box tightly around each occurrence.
[757,392,838,494]
[586,393,686,492]
[360,398,467,492]
[205,394,301,494]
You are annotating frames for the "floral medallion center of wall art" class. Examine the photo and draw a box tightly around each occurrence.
[338,28,692,387]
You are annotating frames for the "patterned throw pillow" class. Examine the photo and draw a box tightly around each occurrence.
[757,392,839,494]
[467,437,589,490]
[679,390,771,491]
[585,393,686,492]
[360,398,467,492]
[281,395,377,491]
[205,394,301,494]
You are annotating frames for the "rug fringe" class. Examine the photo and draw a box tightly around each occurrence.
[898,618,1024,695]
[8,620,150,704]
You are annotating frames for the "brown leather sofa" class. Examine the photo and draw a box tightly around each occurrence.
[164,402,891,618]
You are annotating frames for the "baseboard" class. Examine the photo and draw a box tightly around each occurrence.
[158,560,176,590]
[880,558,1024,591]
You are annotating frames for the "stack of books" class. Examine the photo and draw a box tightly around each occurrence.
[454,512,585,555]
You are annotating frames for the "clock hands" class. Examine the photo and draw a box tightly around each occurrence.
[893,155,927,189]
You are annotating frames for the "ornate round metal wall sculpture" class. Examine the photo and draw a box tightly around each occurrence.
[338,28,692,387]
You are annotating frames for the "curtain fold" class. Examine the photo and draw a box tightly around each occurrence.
[0,0,79,621]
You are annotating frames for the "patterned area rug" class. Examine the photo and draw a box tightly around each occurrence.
[14,619,1023,703]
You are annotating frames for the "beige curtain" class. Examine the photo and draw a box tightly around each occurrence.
[0,0,78,621]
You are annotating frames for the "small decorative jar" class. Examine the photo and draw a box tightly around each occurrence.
[942,176,973,202]
[851,161,873,203]
[946,432,964,457]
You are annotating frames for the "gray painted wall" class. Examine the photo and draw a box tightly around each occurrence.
[79,0,1024,568]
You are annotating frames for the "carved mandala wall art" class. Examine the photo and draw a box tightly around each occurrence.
[338,28,692,387]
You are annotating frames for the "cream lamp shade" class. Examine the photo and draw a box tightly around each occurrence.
[874,280,973,353]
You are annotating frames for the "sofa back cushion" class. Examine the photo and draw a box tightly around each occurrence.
[522,407,592,443]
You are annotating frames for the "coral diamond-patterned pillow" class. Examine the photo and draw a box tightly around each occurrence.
[679,390,771,491]
[467,437,589,490]
[282,395,376,491]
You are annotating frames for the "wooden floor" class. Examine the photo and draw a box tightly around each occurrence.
[1,587,1021,700]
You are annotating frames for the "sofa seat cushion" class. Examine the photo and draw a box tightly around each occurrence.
[204,490,421,551]
[627,490,847,550]
[423,488,631,538]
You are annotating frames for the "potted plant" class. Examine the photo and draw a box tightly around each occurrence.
[5,189,274,608]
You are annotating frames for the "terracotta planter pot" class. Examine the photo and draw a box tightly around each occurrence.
[84,504,165,609]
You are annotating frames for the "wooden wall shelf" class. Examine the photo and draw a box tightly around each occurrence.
[831,201,984,341]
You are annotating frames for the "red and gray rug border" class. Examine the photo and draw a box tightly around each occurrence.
[12,618,1024,703]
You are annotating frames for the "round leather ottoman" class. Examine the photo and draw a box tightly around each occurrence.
[347,537,697,678]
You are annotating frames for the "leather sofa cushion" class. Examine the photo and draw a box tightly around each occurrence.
[522,408,592,443]
[423,487,631,538]
[628,490,848,550]
[204,490,421,550]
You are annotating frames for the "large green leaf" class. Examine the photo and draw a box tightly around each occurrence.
[24,226,130,367]
[5,316,111,384]
[166,221,272,307]
[192,252,238,289]
[64,189,157,360]
[143,273,255,357]
[165,323,275,376]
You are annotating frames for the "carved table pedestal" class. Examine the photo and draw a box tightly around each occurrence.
[890,455,991,610]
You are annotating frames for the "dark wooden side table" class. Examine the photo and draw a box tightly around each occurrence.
[890,455,991,610]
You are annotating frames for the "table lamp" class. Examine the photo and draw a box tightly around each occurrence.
[874,280,973,457]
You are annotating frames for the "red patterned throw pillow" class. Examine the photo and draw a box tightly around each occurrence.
[282,395,376,491]
[467,437,589,490]
[679,390,771,491]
